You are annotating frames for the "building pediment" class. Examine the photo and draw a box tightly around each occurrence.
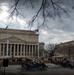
[0,36,26,43]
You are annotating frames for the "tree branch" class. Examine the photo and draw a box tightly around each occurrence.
[8,0,69,29]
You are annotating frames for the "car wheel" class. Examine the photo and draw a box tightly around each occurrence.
[39,66,43,70]
[23,65,28,70]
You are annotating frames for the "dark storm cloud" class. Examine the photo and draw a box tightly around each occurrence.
[0,0,74,44]
[47,11,74,32]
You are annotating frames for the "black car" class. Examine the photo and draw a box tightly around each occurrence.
[62,60,74,69]
[21,61,48,70]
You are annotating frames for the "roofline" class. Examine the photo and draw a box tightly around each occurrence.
[0,28,39,36]
[59,40,74,45]
[0,28,33,32]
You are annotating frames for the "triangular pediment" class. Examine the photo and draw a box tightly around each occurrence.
[0,36,26,43]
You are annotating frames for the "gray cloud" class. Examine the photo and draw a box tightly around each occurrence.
[0,0,74,44]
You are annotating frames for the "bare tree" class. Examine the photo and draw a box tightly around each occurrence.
[61,44,74,58]
[66,44,74,58]
[0,0,73,29]
[48,43,56,50]
[47,43,57,56]
[54,43,74,58]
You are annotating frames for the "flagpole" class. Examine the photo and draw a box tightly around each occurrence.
[5,25,9,58]
[34,29,39,59]
[38,30,39,59]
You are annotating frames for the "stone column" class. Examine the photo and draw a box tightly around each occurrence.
[23,44,25,57]
[20,44,22,56]
[3,44,4,56]
[14,44,15,57]
[26,45,28,57]
[10,44,12,56]
[6,40,9,57]
[38,43,39,58]
[17,44,19,57]
[29,45,30,56]
[8,44,10,57]
[25,45,26,56]
[32,45,33,58]
[0,43,1,56]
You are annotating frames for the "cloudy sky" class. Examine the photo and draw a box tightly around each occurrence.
[0,0,74,44]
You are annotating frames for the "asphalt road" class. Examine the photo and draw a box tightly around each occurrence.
[0,63,74,75]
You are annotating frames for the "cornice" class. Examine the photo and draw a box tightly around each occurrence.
[0,28,38,36]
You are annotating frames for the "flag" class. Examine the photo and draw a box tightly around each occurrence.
[5,25,8,30]
[34,29,39,32]
[34,29,39,34]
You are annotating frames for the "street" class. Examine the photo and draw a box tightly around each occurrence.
[0,63,74,75]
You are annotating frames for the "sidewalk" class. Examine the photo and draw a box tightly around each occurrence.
[0,63,74,75]
[0,63,61,73]
[0,65,21,73]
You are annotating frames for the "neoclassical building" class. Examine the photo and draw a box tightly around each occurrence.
[0,28,39,59]
[39,43,45,57]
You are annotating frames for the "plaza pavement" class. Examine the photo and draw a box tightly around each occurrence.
[0,63,74,75]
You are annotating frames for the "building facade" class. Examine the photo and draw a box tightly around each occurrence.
[54,40,74,58]
[39,42,45,58]
[0,28,39,59]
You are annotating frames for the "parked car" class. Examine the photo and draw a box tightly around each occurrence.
[21,61,48,70]
[61,58,74,69]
